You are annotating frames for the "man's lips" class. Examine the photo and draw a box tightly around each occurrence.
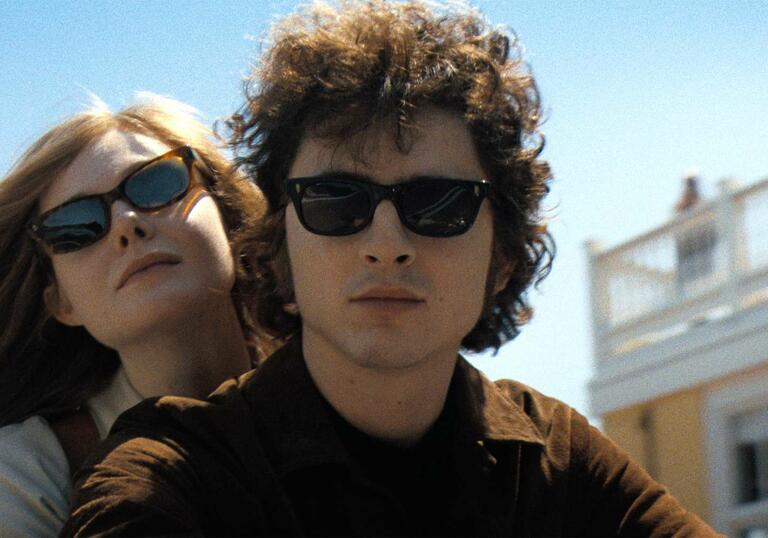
[350,287,426,303]
[117,253,181,289]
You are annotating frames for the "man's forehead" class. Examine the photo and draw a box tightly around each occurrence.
[297,123,402,171]
[290,108,485,181]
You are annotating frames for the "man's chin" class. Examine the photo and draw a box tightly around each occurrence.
[343,340,432,371]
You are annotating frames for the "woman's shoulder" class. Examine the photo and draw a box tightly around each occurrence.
[0,415,71,536]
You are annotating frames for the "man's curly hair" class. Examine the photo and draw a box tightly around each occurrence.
[229,0,554,353]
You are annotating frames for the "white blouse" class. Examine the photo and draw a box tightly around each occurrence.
[0,368,142,537]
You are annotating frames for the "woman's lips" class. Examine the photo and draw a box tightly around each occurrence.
[122,261,178,286]
[117,253,181,289]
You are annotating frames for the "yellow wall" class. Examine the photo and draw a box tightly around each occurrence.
[603,405,646,466]
[602,388,711,524]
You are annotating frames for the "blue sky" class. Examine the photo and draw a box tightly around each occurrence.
[3,1,767,419]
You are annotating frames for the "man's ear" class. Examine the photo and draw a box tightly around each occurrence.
[43,281,82,327]
[492,258,516,296]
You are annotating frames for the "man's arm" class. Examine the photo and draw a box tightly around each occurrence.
[62,433,204,537]
[570,418,722,537]
[62,389,287,537]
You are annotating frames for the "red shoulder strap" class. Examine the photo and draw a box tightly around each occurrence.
[49,410,101,478]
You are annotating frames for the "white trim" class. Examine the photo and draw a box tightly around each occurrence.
[705,371,768,536]
[589,298,768,415]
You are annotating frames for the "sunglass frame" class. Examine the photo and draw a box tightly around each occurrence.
[286,176,491,237]
[28,145,210,253]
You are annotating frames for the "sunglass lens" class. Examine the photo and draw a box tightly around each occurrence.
[39,198,107,253]
[124,157,189,209]
[301,181,371,234]
[401,181,479,236]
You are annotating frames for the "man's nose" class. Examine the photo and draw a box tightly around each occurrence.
[358,200,416,267]
[110,200,155,250]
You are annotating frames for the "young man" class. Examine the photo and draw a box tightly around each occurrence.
[64,1,718,536]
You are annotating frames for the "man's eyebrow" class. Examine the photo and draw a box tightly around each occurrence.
[403,174,485,182]
[291,170,482,183]
[291,170,373,183]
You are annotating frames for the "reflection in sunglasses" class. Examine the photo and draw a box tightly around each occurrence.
[180,187,207,219]
[409,186,466,219]
[289,177,489,237]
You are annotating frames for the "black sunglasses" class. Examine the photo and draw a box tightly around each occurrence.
[286,175,491,237]
[29,146,210,254]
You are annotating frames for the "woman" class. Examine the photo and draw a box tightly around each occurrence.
[0,93,267,535]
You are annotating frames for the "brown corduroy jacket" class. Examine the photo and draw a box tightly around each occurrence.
[63,337,719,537]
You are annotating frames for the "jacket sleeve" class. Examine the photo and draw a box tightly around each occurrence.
[0,416,71,537]
[569,414,722,537]
[61,431,205,537]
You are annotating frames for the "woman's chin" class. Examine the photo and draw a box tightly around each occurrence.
[95,297,216,348]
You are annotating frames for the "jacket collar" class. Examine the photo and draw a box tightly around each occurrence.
[453,357,544,446]
[242,335,543,476]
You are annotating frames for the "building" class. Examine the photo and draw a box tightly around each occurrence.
[586,176,768,537]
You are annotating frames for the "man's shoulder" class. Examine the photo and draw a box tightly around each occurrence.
[457,359,590,449]
[112,373,256,438]
[108,338,306,455]
[491,377,588,429]
[491,377,593,455]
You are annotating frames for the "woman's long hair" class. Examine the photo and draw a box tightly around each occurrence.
[0,93,267,426]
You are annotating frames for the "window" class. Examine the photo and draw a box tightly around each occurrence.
[676,225,717,283]
[675,224,718,297]
[706,373,768,536]
[740,527,768,538]
[735,408,768,505]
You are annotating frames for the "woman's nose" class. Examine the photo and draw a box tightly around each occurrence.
[110,201,156,250]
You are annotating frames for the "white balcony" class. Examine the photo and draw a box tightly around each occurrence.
[587,178,768,415]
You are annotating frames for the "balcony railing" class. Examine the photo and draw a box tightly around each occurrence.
[587,177,768,363]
